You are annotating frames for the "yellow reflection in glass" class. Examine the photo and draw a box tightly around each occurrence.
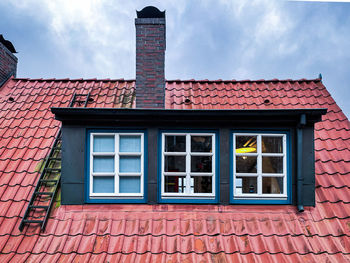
[236,147,256,153]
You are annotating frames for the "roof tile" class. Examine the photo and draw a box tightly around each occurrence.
[0,77,349,261]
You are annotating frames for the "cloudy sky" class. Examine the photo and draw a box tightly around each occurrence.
[0,0,349,117]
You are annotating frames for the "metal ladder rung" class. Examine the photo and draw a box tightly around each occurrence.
[22,220,44,224]
[44,168,61,172]
[30,205,49,209]
[40,179,58,183]
[35,192,53,196]
[48,157,61,161]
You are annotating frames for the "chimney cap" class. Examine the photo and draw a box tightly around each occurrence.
[137,6,165,18]
[0,35,17,53]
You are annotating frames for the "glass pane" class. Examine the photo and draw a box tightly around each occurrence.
[165,176,186,193]
[191,136,212,152]
[119,176,140,193]
[93,136,114,152]
[263,177,283,194]
[191,156,212,173]
[119,156,141,173]
[164,155,186,172]
[236,156,257,173]
[235,177,257,194]
[120,135,141,152]
[93,156,114,172]
[262,157,283,173]
[262,136,283,153]
[191,176,212,193]
[165,135,186,152]
[93,176,114,193]
[235,135,257,153]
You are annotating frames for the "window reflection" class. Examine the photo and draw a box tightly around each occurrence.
[262,177,283,194]
[191,136,212,152]
[236,177,257,194]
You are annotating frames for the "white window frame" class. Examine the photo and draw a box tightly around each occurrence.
[161,132,216,199]
[89,132,144,198]
[233,133,287,199]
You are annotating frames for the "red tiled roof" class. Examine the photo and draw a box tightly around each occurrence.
[0,76,349,262]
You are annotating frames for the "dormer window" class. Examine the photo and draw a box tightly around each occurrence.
[159,131,218,203]
[87,130,146,203]
[52,108,326,207]
[232,132,291,204]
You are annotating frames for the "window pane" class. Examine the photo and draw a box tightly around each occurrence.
[262,157,283,173]
[120,135,141,152]
[191,176,212,193]
[165,135,186,152]
[191,136,212,152]
[236,177,257,194]
[262,177,283,194]
[191,156,212,173]
[236,156,257,173]
[164,155,186,172]
[119,156,141,173]
[93,136,114,152]
[262,136,283,153]
[235,136,257,153]
[119,176,140,193]
[165,176,186,193]
[93,156,114,173]
[93,176,114,193]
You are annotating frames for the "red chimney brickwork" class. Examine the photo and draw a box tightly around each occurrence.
[0,36,17,86]
[135,6,165,108]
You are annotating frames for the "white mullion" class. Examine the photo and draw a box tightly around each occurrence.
[190,152,213,157]
[233,134,237,196]
[119,172,142,176]
[235,153,258,156]
[119,152,142,156]
[284,135,287,194]
[164,172,187,176]
[90,133,94,196]
[189,172,213,177]
[161,133,165,195]
[260,173,285,177]
[211,134,215,196]
[185,134,191,194]
[235,173,259,177]
[257,135,262,195]
[115,134,119,194]
[92,172,115,176]
[140,133,144,195]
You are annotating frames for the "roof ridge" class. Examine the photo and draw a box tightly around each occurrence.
[166,77,322,83]
[11,77,322,83]
[12,78,135,82]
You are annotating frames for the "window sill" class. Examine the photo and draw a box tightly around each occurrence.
[231,196,291,205]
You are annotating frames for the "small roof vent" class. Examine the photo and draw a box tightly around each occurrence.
[137,6,165,18]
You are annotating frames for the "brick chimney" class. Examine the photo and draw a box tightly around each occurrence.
[135,6,165,108]
[0,35,17,86]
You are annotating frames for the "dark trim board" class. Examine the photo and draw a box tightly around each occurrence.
[52,108,327,126]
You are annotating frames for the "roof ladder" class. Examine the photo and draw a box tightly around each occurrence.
[69,92,91,107]
[19,130,62,231]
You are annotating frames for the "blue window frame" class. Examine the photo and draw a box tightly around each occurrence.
[85,129,147,203]
[158,130,219,203]
[230,131,291,204]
